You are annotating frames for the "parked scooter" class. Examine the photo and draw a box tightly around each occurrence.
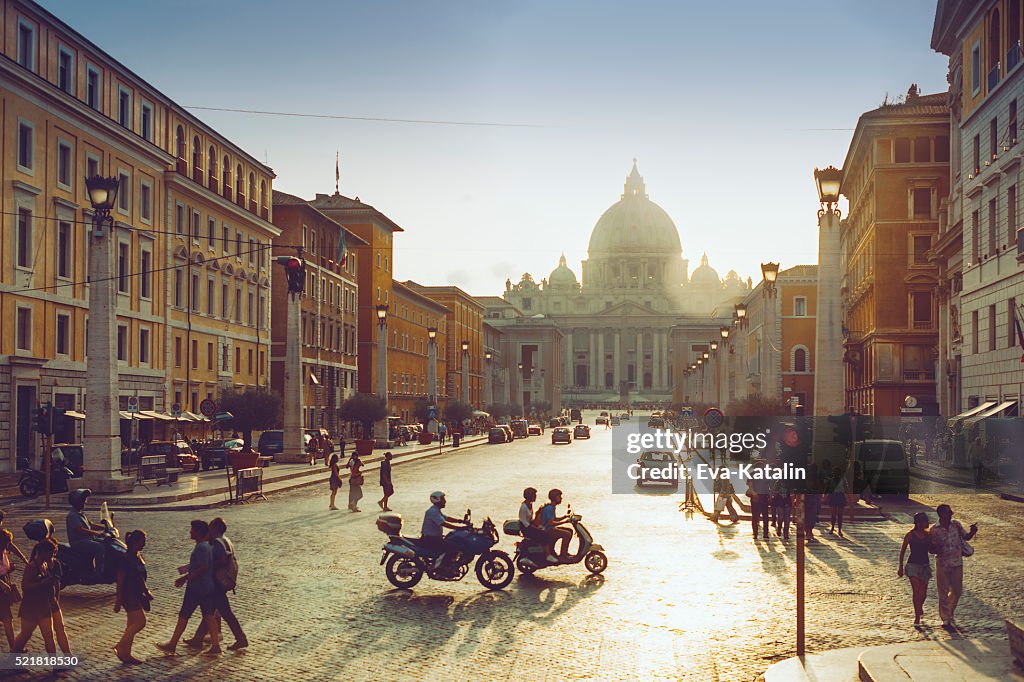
[19,461,76,498]
[23,501,127,588]
[377,509,515,590]
[503,508,608,575]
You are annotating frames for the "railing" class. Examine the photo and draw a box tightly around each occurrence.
[912,320,934,330]
[902,370,936,381]
[175,158,187,175]
[192,167,203,183]
[1009,42,1022,72]
[222,184,232,201]
[989,62,1001,91]
[208,176,218,194]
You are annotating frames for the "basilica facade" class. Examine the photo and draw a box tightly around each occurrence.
[503,162,750,403]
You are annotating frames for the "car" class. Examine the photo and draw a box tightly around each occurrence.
[510,419,529,438]
[51,443,85,477]
[549,418,562,428]
[137,440,201,473]
[596,416,608,425]
[488,427,508,444]
[648,417,666,428]
[195,438,243,470]
[551,427,572,444]
[528,424,542,436]
[600,411,609,417]
[573,424,591,439]
[256,430,309,459]
[498,425,514,442]
[852,440,910,496]
[635,451,679,487]
[610,416,621,426]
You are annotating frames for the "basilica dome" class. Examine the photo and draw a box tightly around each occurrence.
[587,160,682,257]
[689,253,720,286]
[548,254,578,288]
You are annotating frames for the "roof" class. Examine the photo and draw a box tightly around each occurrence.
[392,281,450,313]
[310,192,404,233]
[403,281,485,310]
[858,92,948,120]
[271,191,368,246]
[779,264,818,278]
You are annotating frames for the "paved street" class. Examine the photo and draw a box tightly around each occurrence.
[2,412,1022,681]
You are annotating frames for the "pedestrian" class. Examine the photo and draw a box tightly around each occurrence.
[804,464,822,541]
[827,466,849,538]
[338,436,346,459]
[378,452,394,512]
[183,518,247,651]
[0,529,24,651]
[898,512,933,626]
[347,452,364,512]
[0,511,28,564]
[328,454,342,511]
[324,435,334,466]
[711,477,739,524]
[968,436,984,485]
[438,423,447,446]
[747,462,770,540]
[308,435,319,467]
[114,530,152,664]
[775,487,793,540]
[930,504,978,630]
[11,538,60,655]
[157,519,221,655]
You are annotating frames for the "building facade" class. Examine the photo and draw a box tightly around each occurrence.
[839,86,949,417]
[0,0,277,471]
[390,281,449,422]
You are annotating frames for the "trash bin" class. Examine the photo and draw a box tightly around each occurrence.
[452,433,462,447]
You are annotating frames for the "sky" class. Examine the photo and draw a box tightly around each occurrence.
[42,0,949,296]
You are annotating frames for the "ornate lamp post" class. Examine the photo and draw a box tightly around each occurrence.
[376,304,388,442]
[460,340,471,406]
[427,326,438,404]
[814,165,845,415]
[484,351,493,408]
[760,262,780,401]
[517,362,524,416]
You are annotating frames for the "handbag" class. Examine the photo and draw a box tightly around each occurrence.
[350,472,364,486]
[961,539,974,557]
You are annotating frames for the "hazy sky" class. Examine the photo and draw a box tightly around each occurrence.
[43,0,948,296]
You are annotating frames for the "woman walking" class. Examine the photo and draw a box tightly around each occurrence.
[347,452,364,512]
[114,530,152,664]
[898,512,933,625]
[0,529,24,651]
[828,466,849,538]
[328,454,342,510]
[12,539,60,654]
[378,452,394,512]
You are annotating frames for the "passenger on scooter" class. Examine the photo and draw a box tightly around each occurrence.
[421,491,467,570]
[539,489,573,562]
[518,488,550,547]
[66,489,105,581]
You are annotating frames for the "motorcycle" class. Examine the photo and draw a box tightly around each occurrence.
[503,508,608,575]
[377,509,515,590]
[23,502,127,588]
[19,463,76,498]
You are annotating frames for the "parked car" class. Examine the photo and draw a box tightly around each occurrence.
[648,416,666,428]
[137,440,200,473]
[549,418,562,428]
[488,427,509,444]
[600,411,609,417]
[573,424,591,439]
[196,438,243,470]
[851,440,910,496]
[635,451,679,488]
[257,430,311,459]
[498,425,514,442]
[610,416,621,426]
[551,427,572,444]
[528,424,542,436]
[596,416,608,425]
[510,420,529,438]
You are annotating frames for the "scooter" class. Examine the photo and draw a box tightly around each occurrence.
[19,462,76,498]
[503,508,608,575]
[377,509,515,590]
[23,502,127,588]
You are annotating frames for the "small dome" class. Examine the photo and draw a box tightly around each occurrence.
[548,254,578,288]
[690,252,720,286]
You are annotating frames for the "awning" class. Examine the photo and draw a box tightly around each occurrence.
[948,401,996,427]
[182,411,209,422]
[65,410,86,420]
[140,410,176,421]
[119,411,153,420]
[472,410,490,418]
[964,400,1018,428]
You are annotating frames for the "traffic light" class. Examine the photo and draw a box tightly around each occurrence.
[778,417,812,490]
[51,407,67,437]
[826,414,853,446]
[275,256,305,294]
[32,403,52,435]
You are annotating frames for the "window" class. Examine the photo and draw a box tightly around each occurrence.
[793,347,807,372]
[912,292,932,328]
[17,18,35,70]
[222,283,229,317]
[117,242,130,293]
[247,292,254,326]
[141,102,153,142]
[989,198,998,255]
[206,279,214,315]
[248,238,255,264]
[192,210,201,242]
[86,154,99,180]
[17,121,33,171]
[57,221,72,279]
[235,289,242,322]
[793,297,807,317]
[118,87,131,129]
[173,269,183,307]
[140,248,151,299]
[117,172,129,213]
[973,135,981,173]
[235,347,241,372]
[972,41,982,94]
[248,349,253,375]
[174,337,182,367]
[913,235,931,264]
[990,118,999,160]
[139,328,150,364]
[236,231,242,257]
[56,140,73,190]
[912,188,930,218]
[377,252,381,268]
[259,295,266,327]
[140,181,152,222]
[191,340,198,369]
[894,138,911,163]
[914,137,930,162]
[176,204,185,234]
[972,310,979,354]
[1011,100,1019,146]
[56,313,70,356]
[208,218,215,249]
[222,225,230,254]
[117,325,128,361]
[58,47,74,93]
[16,307,32,351]
[1011,298,1018,347]
[972,210,980,261]
[207,342,214,370]
[990,305,998,351]
[1009,185,1017,244]
[935,135,950,162]
[86,66,101,110]
[16,208,32,269]
[385,256,389,272]
[208,147,216,187]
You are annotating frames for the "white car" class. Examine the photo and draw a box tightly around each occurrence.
[635,451,679,488]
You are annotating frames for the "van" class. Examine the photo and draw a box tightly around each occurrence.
[510,419,529,438]
[852,440,910,495]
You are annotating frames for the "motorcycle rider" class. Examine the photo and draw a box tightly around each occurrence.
[66,489,106,581]
[539,489,573,562]
[421,491,466,570]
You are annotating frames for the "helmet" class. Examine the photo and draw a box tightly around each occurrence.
[429,490,446,504]
[68,488,92,508]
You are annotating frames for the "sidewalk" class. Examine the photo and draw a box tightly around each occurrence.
[762,638,1022,681]
[911,460,1024,502]
[11,435,488,512]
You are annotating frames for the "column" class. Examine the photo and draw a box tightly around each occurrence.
[815,211,844,414]
[427,341,437,404]
[375,320,389,443]
[652,329,661,392]
[566,332,574,393]
[280,292,305,462]
[613,331,621,394]
[720,338,730,407]
[589,331,597,390]
[598,332,605,391]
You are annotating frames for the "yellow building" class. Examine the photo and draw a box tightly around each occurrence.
[0,0,278,471]
[391,281,450,422]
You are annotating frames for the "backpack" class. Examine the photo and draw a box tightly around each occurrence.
[214,537,239,592]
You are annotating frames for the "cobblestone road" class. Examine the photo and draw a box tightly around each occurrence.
[2,411,1021,681]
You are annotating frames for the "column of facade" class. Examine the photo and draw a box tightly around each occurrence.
[597,332,605,391]
[652,328,661,392]
[613,332,621,394]
[566,332,574,392]
[589,331,597,390]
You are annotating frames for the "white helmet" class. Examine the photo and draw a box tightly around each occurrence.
[429,490,446,504]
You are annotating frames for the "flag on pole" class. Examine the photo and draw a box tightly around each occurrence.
[336,229,347,267]
[1014,302,1024,362]
[335,151,340,194]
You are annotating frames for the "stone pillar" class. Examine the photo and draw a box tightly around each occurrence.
[461,351,470,406]
[83,214,132,492]
[427,340,437,404]
[566,332,574,394]
[763,292,778,401]
[484,358,492,408]
[589,331,597,390]
[814,211,845,414]
[375,320,388,443]
[652,329,661,391]
[280,291,305,462]
[613,332,621,395]
[598,332,605,391]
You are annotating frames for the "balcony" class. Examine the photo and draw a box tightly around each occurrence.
[1009,42,1022,73]
[236,194,247,209]
[192,167,203,184]
[903,369,936,382]
[912,320,935,330]
[989,62,1001,91]
[175,158,187,175]
[208,176,218,194]
[222,184,232,201]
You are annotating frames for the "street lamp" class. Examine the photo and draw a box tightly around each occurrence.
[710,340,719,352]
[761,262,780,289]
[814,165,843,218]
[720,326,730,341]
[484,351,492,408]
[460,340,470,405]
[702,351,709,361]
[376,305,388,326]
[427,327,438,409]
[375,304,388,442]
[735,302,747,324]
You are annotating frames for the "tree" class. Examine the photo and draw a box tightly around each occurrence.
[487,403,510,419]
[443,401,474,424]
[218,387,282,447]
[339,393,388,438]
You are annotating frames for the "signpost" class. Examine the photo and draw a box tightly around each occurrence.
[126,396,139,413]
[703,407,724,430]
[200,398,218,418]
[171,402,182,418]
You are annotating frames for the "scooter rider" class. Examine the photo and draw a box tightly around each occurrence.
[421,491,467,570]
[519,487,550,547]
[66,489,105,581]
[540,489,573,562]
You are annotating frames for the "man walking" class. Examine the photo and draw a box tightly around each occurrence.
[438,423,447,446]
[157,520,221,655]
[183,517,247,651]
[747,462,771,540]
[931,503,978,630]
[378,452,394,512]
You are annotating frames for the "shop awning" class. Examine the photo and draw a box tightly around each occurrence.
[119,411,153,420]
[180,411,209,422]
[964,400,1018,428]
[140,410,175,421]
[948,402,996,427]
[64,410,86,420]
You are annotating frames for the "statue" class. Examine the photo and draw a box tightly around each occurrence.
[950,304,961,341]
[505,277,511,291]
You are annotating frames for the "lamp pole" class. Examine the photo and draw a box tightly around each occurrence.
[461,340,470,407]
[710,340,720,406]
[376,305,388,443]
[720,326,731,407]
[760,262,780,401]
[484,351,493,408]
[814,165,845,414]
[427,327,438,406]
[516,362,523,417]
[82,176,132,492]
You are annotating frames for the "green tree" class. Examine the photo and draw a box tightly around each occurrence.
[443,401,474,424]
[339,393,388,438]
[218,387,283,447]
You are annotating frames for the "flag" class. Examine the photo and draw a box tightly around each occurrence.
[335,151,340,194]
[336,230,347,267]
[1014,303,1024,362]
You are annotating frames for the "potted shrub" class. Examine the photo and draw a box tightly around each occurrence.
[339,393,387,456]
[412,399,435,444]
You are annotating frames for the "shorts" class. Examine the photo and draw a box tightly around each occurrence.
[905,562,932,580]
[381,482,394,496]
[179,589,216,619]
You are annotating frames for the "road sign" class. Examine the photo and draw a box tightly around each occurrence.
[171,402,182,418]
[680,407,694,418]
[200,398,218,417]
[426,405,439,421]
[703,407,724,430]
[126,396,139,413]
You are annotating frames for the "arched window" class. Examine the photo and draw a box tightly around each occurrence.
[793,346,808,373]
[191,136,201,172]
[260,180,267,216]
[1010,1,1021,63]
[222,155,231,193]
[235,164,244,203]
[990,10,1002,78]
[248,172,256,209]
[208,146,217,188]
[175,126,185,160]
